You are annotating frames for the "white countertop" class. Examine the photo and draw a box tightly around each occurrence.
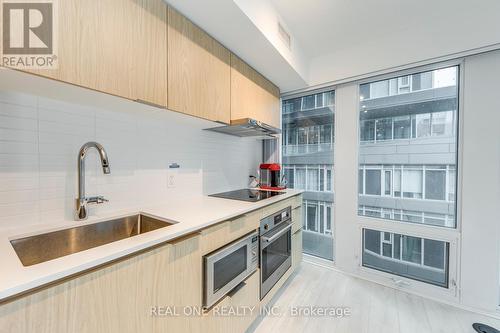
[0,189,302,302]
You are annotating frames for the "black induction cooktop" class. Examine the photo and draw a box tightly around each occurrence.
[209,189,284,202]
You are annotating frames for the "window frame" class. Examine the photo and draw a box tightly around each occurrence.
[355,60,463,298]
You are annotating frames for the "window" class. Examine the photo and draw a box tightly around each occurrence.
[307,167,319,191]
[447,168,456,202]
[425,169,446,200]
[384,170,392,196]
[282,90,335,261]
[394,116,411,139]
[326,169,333,192]
[402,168,423,199]
[295,168,306,190]
[302,95,315,110]
[416,113,431,137]
[365,169,381,195]
[360,120,375,141]
[376,118,392,141]
[358,66,459,229]
[363,229,449,287]
[398,75,410,93]
[284,167,294,189]
[306,203,318,232]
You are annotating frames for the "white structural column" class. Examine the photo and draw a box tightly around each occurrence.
[460,50,500,312]
[333,83,360,272]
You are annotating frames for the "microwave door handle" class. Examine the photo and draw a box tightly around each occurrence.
[261,223,292,244]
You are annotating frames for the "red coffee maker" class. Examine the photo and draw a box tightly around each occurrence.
[259,163,285,190]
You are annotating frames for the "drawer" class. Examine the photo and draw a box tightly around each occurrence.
[201,210,260,255]
[261,194,301,218]
[203,271,260,333]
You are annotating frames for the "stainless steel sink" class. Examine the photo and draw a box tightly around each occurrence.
[10,214,176,266]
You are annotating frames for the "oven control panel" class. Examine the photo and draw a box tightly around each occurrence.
[260,206,292,234]
[250,234,259,269]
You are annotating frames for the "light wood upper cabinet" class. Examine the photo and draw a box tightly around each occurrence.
[230,54,280,128]
[167,7,231,124]
[27,0,168,107]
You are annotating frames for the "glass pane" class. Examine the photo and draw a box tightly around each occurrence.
[358,66,458,228]
[306,203,317,232]
[384,170,391,195]
[302,95,315,109]
[365,170,381,195]
[376,119,392,141]
[364,229,380,254]
[282,90,335,261]
[423,239,445,269]
[425,170,446,200]
[214,246,247,292]
[307,168,319,191]
[382,243,392,257]
[394,116,411,139]
[358,170,364,194]
[402,235,422,264]
[360,120,375,141]
[262,232,290,282]
[295,168,306,189]
[403,169,423,199]
[363,229,449,287]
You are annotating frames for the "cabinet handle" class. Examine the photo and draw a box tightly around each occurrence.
[167,231,201,245]
[227,281,246,298]
[135,99,165,109]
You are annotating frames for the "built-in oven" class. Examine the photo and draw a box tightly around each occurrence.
[203,230,259,308]
[260,206,292,299]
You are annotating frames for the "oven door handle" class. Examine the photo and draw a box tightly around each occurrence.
[261,222,292,245]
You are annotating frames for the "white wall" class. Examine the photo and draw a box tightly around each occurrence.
[0,88,261,230]
[460,50,500,313]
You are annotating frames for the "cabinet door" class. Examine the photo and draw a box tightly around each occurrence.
[167,7,231,123]
[230,54,280,128]
[26,0,168,106]
[0,233,202,333]
[292,230,303,270]
[292,206,303,234]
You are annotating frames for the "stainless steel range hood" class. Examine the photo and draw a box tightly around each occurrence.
[204,118,281,138]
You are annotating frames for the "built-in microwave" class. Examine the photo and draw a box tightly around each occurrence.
[203,230,259,308]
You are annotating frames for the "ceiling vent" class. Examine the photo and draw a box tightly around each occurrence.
[278,21,291,50]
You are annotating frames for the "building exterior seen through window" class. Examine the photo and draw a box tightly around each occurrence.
[282,90,335,261]
[359,66,459,287]
[362,229,449,288]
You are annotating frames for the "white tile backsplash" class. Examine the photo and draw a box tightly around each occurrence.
[0,90,262,229]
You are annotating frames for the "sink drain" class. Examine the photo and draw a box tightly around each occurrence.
[473,323,500,333]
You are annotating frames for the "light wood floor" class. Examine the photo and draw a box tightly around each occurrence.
[251,261,500,333]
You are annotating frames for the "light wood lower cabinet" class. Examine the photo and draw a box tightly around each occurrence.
[0,197,303,333]
[0,233,202,333]
[203,271,260,332]
[292,229,303,270]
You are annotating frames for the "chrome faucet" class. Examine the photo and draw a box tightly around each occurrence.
[76,142,110,220]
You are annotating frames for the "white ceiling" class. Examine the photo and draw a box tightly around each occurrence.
[165,0,500,92]
[271,0,500,87]
[270,0,444,59]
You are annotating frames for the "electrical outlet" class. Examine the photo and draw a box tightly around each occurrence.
[167,169,177,188]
